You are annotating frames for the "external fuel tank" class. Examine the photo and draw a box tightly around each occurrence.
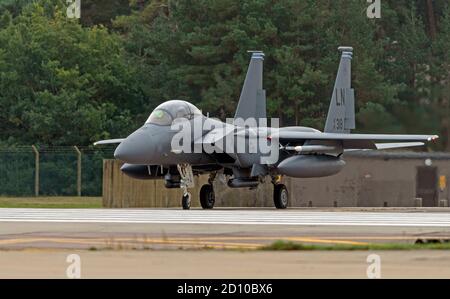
[276,155,345,178]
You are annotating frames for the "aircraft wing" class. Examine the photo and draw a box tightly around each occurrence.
[93,138,125,146]
[271,131,438,150]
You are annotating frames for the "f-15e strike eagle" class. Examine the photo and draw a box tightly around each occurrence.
[95,47,438,210]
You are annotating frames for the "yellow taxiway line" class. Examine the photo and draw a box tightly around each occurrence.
[0,236,370,248]
[3,234,446,249]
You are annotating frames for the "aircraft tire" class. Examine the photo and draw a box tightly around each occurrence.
[273,184,288,209]
[200,184,215,209]
[182,192,191,210]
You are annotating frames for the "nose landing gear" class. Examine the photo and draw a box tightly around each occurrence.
[177,164,195,210]
[200,173,216,209]
[181,192,192,210]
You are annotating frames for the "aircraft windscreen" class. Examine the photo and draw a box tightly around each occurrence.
[146,109,172,126]
[146,100,202,126]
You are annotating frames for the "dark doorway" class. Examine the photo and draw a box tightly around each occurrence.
[416,166,438,207]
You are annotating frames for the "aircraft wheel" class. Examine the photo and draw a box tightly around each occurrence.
[200,184,215,209]
[182,192,191,210]
[274,184,289,209]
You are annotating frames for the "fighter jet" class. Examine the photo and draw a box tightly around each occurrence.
[95,47,438,210]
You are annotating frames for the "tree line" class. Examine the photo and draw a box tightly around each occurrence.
[0,0,449,150]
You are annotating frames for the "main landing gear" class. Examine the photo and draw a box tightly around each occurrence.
[273,184,289,209]
[272,176,288,209]
[178,167,287,210]
[200,173,216,209]
[200,184,215,209]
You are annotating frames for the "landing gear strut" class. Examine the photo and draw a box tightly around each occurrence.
[178,164,195,210]
[273,184,289,209]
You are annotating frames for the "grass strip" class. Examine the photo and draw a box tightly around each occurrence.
[0,197,102,209]
[261,240,450,251]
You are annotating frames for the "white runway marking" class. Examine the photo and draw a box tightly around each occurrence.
[0,208,450,227]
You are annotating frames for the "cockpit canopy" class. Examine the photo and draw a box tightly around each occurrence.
[146,100,203,126]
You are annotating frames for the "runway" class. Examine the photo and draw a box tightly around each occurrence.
[1,208,450,226]
[1,208,450,278]
[0,209,449,278]
[1,208,450,250]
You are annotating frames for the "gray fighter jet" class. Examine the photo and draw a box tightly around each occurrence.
[95,47,438,209]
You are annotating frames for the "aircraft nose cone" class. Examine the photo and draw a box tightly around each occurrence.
[114,128,154,164]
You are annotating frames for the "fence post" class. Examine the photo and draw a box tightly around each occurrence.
[31,145,39,196]
[74,146,82,197]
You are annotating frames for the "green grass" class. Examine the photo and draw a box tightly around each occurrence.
[0,197,102,208]
[261,240,450,251]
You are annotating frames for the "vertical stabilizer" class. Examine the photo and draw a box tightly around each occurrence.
[324,47,355,133]
[234,51,267,125]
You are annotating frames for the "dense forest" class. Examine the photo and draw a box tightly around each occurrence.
[0,0,449,150]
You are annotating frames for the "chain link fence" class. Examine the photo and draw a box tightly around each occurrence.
[0,146,115,196]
